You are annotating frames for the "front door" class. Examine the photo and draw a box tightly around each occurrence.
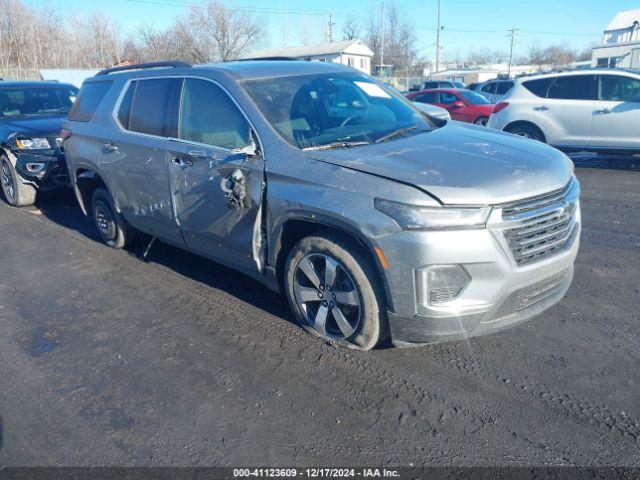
[167,78,265,273]
[589,74,640,149]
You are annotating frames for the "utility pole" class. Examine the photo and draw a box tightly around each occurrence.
[435,0,441,73]
[380,1,385,68]
[507,27,519,77]
[326,12,335,43]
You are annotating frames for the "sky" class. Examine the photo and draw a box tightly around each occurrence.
[23,0,640,62]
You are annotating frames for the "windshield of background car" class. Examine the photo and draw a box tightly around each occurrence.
[459,90,493,105]
[0,86,78,117]
[243,73,433,149]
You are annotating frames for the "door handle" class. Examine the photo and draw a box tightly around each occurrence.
[187,150,208,158]
[533,106,549,111]
[594,108,611,114]
[103,142,118,152]
[172,156,193,168]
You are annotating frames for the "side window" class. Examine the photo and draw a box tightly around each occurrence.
[522,78,554,97]
[129,78,176,136]
[620,76,640,102]
[439,92,458,105]
[117,81,136,130]
[68,81,112,122]
[481,82,497,94]
[178,78,249,150]
[413,92,437,103]
[496,82,512,95]
[547,75,596,100]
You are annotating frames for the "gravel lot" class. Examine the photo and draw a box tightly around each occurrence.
[0,154,638,467]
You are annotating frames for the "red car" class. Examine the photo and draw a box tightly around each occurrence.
[407,88,494,126]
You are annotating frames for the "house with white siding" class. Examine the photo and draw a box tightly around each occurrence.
[245,40,374,75]
[592,9,640,69]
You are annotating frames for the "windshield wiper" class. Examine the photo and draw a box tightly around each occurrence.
[375,125,429,144]
[303,141,370,151]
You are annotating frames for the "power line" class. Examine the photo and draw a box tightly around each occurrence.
[124,0,331,16]
[416,26,600,37]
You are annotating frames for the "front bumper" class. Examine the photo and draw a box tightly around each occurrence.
[378,202,581,347]
[14,151,69,191]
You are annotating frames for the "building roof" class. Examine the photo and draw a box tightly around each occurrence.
[605,9,640,31]
[246,40,374,60]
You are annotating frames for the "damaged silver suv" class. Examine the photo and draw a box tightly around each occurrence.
[63,61,580,350]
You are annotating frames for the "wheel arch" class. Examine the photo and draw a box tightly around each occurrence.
[74,166,108,216]
[272,216,394,312]
[504,120,547,143]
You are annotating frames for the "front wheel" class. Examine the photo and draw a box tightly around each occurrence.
[473,116,489,126]
[506,123,545,142]
[284,234,388,351]
[1,154,36,207]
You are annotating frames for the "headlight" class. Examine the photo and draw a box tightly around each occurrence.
[16,137,51,150]
[375,198,491,230]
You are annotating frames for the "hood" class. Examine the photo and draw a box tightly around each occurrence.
[305,122,573,205]
[0,115,66,139]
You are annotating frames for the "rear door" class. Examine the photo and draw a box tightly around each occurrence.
[589,74,640,149]
[104,77,183,244]
[538,74,596,147]
[167,78,265,272]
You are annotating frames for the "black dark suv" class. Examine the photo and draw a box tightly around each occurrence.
[0,81,78,206]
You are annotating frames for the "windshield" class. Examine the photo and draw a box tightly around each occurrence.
[0,86,78,117]
[243,73,434,149]
[459,90,492,105]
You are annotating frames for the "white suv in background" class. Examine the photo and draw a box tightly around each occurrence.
[488,69,640,154]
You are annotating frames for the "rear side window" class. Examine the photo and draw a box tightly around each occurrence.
[496,82,513,95]
[413,92,437,103]
[68,81,112,122]
[547,75,596,100]
[481,83,497,94]
[117,81,136,129]
[522,78,554,97]
[599,75,640,102]
[178,78,249,150]
[129,79,176,136]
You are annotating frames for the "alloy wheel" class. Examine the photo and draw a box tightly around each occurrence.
[1,159,15,200]
[293,253,362,339]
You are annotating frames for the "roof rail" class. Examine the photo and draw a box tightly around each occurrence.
[238,56,300,62]
[96,61,191,76]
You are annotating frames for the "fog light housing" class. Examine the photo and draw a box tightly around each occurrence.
[416,265,471,307]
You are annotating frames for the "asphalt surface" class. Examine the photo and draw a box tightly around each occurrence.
[0,154,639,467]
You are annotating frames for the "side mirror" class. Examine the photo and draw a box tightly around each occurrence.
[451,101,466,109]
[231,131,259,158]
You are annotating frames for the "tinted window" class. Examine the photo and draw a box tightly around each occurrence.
[599,75,640,102]
[481,83,497,94]
[496,82,513,95]
[522,78,554,97]
[547,75,596,100]
[68,82,111,122]
[178,79,249,150]
[117,81,136,130]
[129,79,175,136]
[423,82,438,89]
[413,92,437,103]
[439,92,459,105]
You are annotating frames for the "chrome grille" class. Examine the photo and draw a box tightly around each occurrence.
[501,179,580,266]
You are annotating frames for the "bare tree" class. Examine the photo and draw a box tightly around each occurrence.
[342,15,361,41]
[365,1,417,71]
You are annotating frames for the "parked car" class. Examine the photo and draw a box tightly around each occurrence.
[0,81,78,206]
[475,79,515,103]
[487,69,640,153]
[411,101,451,120]
[63,61,580,350]
[407,88,494,125]
[422,80,466,90]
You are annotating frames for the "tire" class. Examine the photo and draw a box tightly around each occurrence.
[473,116,489,126]
[506,123,545,143]
[91,187,129,249]
[284,234,388,351]
[1,154,36,207]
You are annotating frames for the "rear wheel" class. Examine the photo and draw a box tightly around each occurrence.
[91,188,130,249]
[1,154,36,207]
[473,116,489,126]
[506,123,545,142]
[284,234,388,351]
